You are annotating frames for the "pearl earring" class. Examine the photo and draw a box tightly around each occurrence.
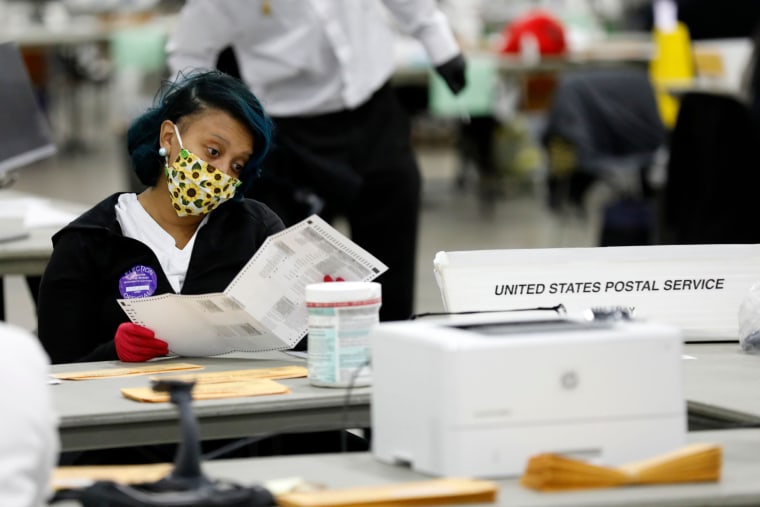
[158,147,168,157]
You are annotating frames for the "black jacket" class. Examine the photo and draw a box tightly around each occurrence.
[663,92,760,245]
[543,68,665,176]
[37,193,284,364]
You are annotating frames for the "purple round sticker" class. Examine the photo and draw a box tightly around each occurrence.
[119,265,158,298]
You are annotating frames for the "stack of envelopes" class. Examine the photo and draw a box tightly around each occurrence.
[521,442,722,491]
[121,365,308,402]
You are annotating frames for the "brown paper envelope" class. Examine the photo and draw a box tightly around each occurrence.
[121,378,290,402]
[276,477,498,507]
[53,362,204,380]
[618,443,721,478]
[521,443,722,492]
[52,463,173,490]
[151,365,307,384]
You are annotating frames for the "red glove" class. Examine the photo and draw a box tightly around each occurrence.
[114,322,169,362]
[323,275,345,282]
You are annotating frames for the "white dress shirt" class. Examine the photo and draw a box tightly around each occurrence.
[166,0,460,116]
[116,193,207,293]
[0,323,58,507]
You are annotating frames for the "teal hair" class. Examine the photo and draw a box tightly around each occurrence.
[126,70,273,198]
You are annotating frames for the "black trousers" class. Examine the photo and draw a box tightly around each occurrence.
[247,82,421,322]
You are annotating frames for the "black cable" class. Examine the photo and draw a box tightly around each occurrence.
[201,421,367,461]
[341,359,371,453]
[202,432,286,461]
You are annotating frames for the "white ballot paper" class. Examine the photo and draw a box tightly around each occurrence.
[118,215,388,356]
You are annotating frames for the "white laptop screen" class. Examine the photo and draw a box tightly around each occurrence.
[0,41,56,175]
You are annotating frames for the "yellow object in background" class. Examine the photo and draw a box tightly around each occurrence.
[649,21,695,128]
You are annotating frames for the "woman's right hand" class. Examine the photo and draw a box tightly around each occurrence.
[114,323,169,362]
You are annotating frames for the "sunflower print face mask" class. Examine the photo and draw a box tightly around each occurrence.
[164,123,242,217]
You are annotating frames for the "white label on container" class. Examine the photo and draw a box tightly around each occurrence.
[307,305,378,387]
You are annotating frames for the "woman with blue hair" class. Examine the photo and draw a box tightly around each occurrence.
[37,70,284,364]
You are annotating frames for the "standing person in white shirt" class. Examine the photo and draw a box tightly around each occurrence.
[166,0,467,325]
[0,322,58,507]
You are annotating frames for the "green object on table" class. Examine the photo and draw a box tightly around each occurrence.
[109,25,167,73]
[428,55,497,117]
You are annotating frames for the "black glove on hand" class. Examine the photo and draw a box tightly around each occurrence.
[435,53,467,95]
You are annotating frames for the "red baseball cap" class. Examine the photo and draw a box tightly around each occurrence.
[500,10,568,56]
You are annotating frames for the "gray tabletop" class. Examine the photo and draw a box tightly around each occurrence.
[51,352,370,452]
[683,342,760,425]
[53,428,760,507]
[54,343,760,452]
[0,189,86,276]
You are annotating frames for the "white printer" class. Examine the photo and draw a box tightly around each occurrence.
[370,311,686,478]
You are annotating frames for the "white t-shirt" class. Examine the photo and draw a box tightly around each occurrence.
[0,323,58,507]
[115,193,207,293]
